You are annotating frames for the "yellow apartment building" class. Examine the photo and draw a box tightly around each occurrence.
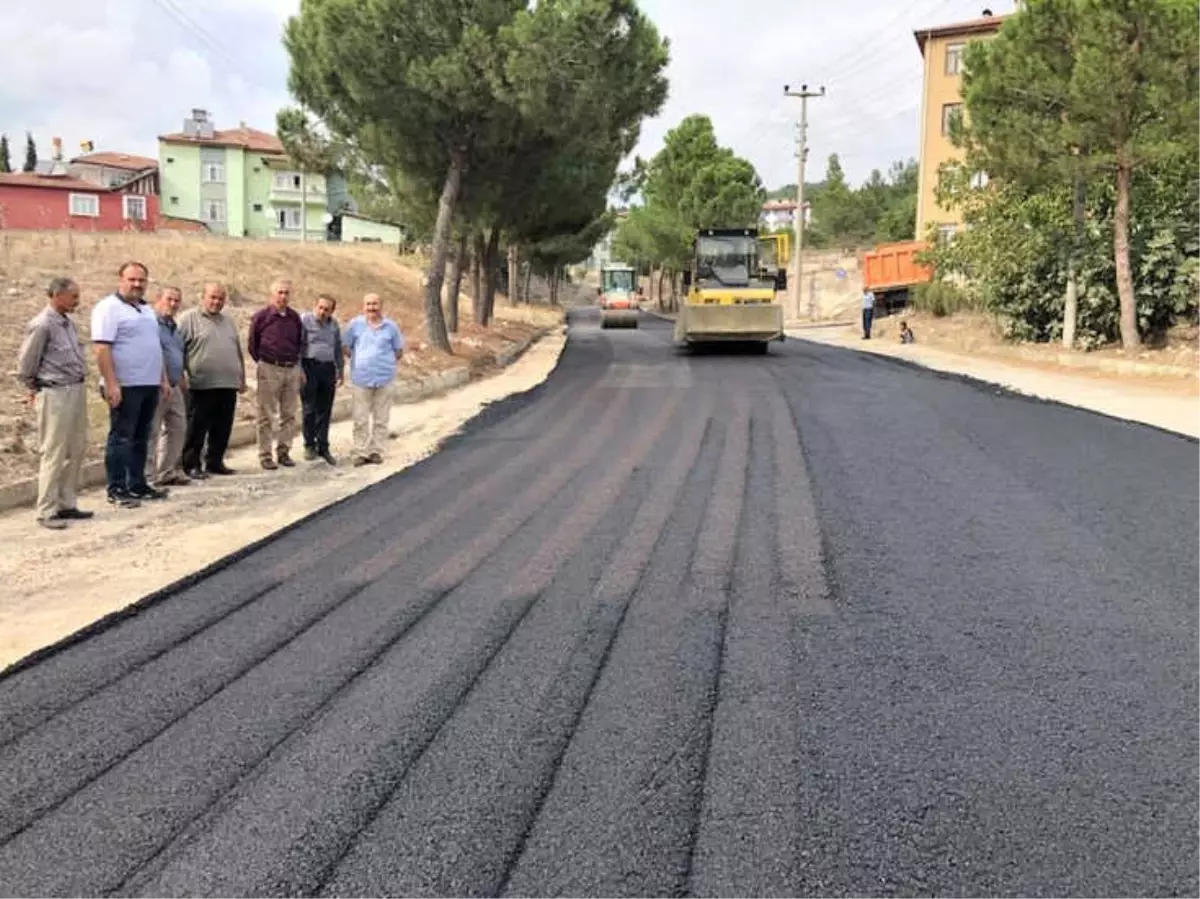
[913,10,1009,240]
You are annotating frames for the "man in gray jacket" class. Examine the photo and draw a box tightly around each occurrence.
[17,277,94,528]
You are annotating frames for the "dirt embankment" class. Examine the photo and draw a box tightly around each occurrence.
[0,231,557,485]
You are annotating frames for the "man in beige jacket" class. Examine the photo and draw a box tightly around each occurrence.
[17,277,93,529]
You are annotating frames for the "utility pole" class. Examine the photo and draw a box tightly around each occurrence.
[784,83,824,322]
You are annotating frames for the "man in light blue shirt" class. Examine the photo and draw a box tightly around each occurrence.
[342,293,405,465]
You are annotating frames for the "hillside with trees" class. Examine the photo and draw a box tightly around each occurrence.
[766,156,919,250]
[926,0,1199,350]
[277,0,669,351]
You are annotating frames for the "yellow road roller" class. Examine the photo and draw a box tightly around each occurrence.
[674,227,787,351]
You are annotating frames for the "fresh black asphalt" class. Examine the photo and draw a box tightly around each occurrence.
[1,308,1196,897]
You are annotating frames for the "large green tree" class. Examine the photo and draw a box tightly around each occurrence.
[612,114,765,275]
[959,0,1200,350]
[0,135,10,173]
[282,0,666,349]
[22,132,36,173]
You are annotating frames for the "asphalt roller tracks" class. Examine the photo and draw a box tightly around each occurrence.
[0,308,1196,897]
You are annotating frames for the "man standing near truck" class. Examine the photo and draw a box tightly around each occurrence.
[861,288,876,340]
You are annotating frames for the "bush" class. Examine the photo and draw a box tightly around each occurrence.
[911,280,977,317]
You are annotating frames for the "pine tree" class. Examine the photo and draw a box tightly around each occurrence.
[22,132,36,172]
[0,135,11,173]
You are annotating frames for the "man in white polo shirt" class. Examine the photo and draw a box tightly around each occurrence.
[91,261,171,507]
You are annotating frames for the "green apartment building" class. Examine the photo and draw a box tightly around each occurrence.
[158,108,330,240]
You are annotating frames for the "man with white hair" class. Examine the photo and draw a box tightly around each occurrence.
[247,278,307,470]
[145,285,190,487]
[342,293,404,466]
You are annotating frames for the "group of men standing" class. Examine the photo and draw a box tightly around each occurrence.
[17,262,406,530]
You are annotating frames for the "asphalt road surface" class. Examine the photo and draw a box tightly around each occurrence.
[1,309,1196,898]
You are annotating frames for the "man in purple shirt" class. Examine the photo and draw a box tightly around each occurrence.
[247,278,307,470]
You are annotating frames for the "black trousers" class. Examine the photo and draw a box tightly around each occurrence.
[302,359,338,453]
[862,307,875,337]
[183,388,238,471]
[105,385,158,492]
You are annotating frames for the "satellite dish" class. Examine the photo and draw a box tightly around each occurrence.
[322,213,333,224]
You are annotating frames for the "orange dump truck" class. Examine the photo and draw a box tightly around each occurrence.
[861,240,933,313]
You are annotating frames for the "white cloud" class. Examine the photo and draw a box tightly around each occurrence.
[0,0,1012,187]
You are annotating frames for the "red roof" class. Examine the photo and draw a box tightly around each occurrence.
[914,12,1009,52]
[71,151,158,171]
[157,126,284,154]
[0,172,110,192]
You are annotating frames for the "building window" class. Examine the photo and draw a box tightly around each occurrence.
[941,102,963,136]
[202,162,225,183]
[170,196,179,205]
[122,195,147,220]
[937,223,958,243]
[68,193,100,217]
[277,207,303,230]
[166,157,175,164]
[274,172,302,190]
[202,199,226,223]
[252,203,263,212]
[945,42,965,75]
[969,170,990,189]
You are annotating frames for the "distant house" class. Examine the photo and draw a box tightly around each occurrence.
[759,199,811,230]
[328,211,404,248]
[70,150,160,193]
[158,108,334,240]
[0,171,160,231]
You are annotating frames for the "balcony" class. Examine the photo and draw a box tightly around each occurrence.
[269,177,327,204]
[271,228,327,241]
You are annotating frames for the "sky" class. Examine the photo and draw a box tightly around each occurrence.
[0,0,1013,191]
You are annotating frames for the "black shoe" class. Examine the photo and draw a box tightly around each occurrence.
[319,450,337,466]
[304,446,318,461]
[53,508,94,520]
[186,467,210,480]
[368,452,383,464]
[206,464,235,475]
[107,489,141,508]
[130,484,169,501]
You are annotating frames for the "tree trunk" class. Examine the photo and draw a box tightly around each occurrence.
[1062,176,1085,350]
[446,231,467,334]
[471,232,484,326]
[507,245,520,304]
[424,150,466,353]
[523,263,533,305]
[656,268,666,310]
[1113,159,1140,351]
[482,227,500,327]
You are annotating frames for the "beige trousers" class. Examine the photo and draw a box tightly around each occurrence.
[146,385,187,484]
[352,383,393,458]
[36,382,88,521]
[256,362,302,458]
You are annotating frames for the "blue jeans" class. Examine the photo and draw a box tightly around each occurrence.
[862,307,874,338]
[105,385,159,493]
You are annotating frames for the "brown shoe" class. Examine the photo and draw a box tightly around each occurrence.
[353,456,371,467]
[368,452,383,464]
[276,448,295,468]
[37,517,67,530]
[261,457,278,471]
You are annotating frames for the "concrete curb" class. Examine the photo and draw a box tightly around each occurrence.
[792,324,1197,379]
[0,329,546,516]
